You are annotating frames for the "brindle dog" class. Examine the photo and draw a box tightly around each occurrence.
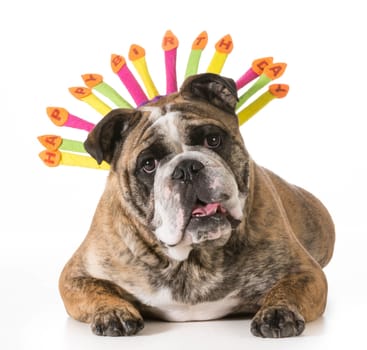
[59,73,335,338]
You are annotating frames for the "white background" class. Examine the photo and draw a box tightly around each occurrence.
[1,0,366,349]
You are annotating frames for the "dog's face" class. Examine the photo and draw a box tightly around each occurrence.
[85,74,250,260]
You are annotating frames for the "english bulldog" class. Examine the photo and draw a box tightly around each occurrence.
[59,73,335,338]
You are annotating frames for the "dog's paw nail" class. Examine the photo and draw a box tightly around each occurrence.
[122,318,144,335]
[93,323,105,336]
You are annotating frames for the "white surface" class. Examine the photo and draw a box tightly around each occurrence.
[1,0,366,349]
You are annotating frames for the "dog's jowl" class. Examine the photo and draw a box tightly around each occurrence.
[59,73,335,338]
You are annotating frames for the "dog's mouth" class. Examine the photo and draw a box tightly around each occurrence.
[178,198,240,244]
[159,193,244,261]
[191,200,227,218]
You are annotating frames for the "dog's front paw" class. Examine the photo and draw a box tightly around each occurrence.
[251,305,305,338]
[91,307,144,336]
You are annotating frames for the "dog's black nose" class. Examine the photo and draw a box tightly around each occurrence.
[172,159,204,183]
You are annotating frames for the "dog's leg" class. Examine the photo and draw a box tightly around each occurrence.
[250,267,327,338]
[59,265,144,336]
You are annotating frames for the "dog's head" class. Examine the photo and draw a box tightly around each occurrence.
[85,73,250,260]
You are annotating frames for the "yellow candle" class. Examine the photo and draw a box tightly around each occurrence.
[39,149,110,170]
[207,34,233,74]
[129,44,159,99]
[237,84,289,125]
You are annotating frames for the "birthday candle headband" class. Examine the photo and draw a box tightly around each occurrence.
[38,30,289,170]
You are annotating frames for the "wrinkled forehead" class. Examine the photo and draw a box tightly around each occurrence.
[139,100,239,136]
[129,101,241,155]
[139,105,182,144]
[117,100,242,167]
[140,105,175,124]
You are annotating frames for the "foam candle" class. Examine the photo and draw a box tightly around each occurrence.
[184,31,208,79]
[236,63,287,111]
[237,84,289,125]
[162,30,179,94]
[39,149,110,170]
[111,54,148,106]
[38,135,87,153]
[236,57,274,90]
[46,107,95,132]
[82,73,132,108]
[69,87,112,115]
[128,45,159,99]
[206,34,233,74]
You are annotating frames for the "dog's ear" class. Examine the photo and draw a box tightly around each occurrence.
[84,108,140,164]
[180,73,238,113]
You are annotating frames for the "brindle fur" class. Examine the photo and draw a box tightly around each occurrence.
[59,73,335,338]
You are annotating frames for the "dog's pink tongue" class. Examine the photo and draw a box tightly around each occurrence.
[192,203,221,217]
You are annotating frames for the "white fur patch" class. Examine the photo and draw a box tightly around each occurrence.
[151,111,181,147]
[154,199,185,246]
[140,106,162,121]
[141,105,182,149]
[138,288,240,322]
[166,240,193,261]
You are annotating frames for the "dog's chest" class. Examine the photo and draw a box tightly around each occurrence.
[138,287,240,322]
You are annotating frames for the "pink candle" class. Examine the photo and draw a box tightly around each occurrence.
[162,30,179,94]
[46,107,95,132]
[111,54,148,106]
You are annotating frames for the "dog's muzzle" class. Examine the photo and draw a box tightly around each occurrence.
[152,151,245,260]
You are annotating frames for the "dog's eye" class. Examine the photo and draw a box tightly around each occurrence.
[142,158,158,174]
[204,134,222,149]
